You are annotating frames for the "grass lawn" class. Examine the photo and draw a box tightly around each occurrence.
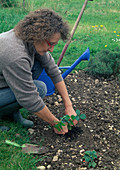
[0,0,120,69]
[0,0,120,169]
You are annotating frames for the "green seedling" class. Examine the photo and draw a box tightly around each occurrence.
[54,110,86,131]
[54,120,66,131]
[76,109,86,120]
[82,150,97,168]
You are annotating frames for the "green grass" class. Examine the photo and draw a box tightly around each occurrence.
[0,0,120,169]
[0,0,120,69]
[0,129,38,170]
[0,109,44,170]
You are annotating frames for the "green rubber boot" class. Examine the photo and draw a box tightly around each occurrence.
[0,126,10,132]
[13,111,34,127]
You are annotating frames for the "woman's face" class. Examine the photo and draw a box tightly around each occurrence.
[34,32,61,56]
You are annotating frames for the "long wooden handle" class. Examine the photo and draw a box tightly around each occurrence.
[57,0,89,66]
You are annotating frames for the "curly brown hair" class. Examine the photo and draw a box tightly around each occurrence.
[14,9,69,44]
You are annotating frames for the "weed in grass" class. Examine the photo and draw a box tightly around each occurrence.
[112,31,120,42]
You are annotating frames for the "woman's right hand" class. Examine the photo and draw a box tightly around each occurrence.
[53,123,68,134]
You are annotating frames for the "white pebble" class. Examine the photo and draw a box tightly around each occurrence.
[47,165,51,169]
[54,101,59,106]
[28,128,35,135]
[37,166,46,170]
[52,155,58,162]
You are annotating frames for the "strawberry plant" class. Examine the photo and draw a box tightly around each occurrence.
[54,109,86,131]
[82,150,97,168]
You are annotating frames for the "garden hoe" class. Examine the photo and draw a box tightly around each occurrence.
[5,140,49,154]
[57,0,89,66]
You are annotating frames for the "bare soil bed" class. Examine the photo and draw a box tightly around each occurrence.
[29,70,120,170]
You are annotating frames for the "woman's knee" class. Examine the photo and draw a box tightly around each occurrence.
[34,80,47,98]
[0,88,16,107]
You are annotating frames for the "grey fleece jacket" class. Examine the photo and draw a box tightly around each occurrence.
[0,29,63,113]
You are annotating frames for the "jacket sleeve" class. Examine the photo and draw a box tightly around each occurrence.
[36,52,63,84]
[2,58,45,113]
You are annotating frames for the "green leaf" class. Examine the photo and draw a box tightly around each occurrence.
[71,115,76,120]
[67,120,70,124]
[88,162,92,168]
[84,155,91,162]
[65,115,70,121]
[92,161,96,168]
[85,151,91,155]
[54,124,58,128]
[60,122,66,126]
[54,120,59,123]
[75,115,80,121]
[54,125,61,131]
[59,124,63,129]
[76,109,80,115]
[90,156,94,161]
[60,115,66,121]
[92,150,96,154]
[94,154,97,158]
[68,125,72,130]
[92,150,97,158]
[69,119,74,125]
[57,127,61,131]
[80,114,86,120]
[47,125,52,129]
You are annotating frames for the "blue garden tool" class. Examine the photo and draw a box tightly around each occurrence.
[37,48,90,96]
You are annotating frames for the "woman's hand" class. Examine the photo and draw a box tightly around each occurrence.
[65,105,78,126]
[53,122,68,134]
[55,81,78,126]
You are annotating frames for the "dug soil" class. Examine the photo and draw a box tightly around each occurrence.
[29,70,120,170]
